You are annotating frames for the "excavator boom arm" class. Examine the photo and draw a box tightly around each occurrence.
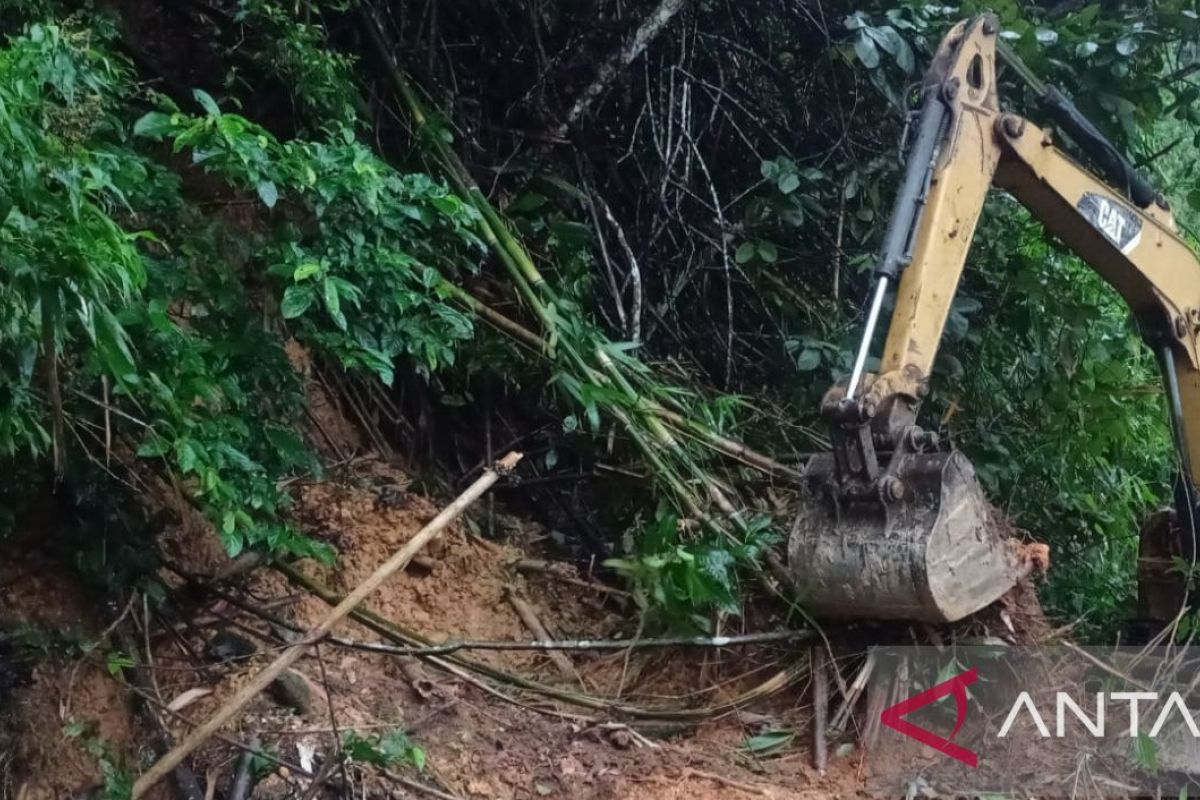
[788,14,1200,624]
[866,14,1200,480]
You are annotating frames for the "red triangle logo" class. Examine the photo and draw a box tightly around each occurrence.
[879,666,979,767]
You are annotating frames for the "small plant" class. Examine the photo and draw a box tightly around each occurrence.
[63,719,134,800]
[343,728,426,771]
[605,504,779,632]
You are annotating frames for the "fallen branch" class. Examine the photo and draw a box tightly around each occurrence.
[181,567,806,662]
[503,585,579,682]
[381,768,463,800]
[512,558,632,602]
[684,767,770,797]
[331,628,812,656]
[812,647,829,775]
[131,453,521,799]
[279,562,807,721]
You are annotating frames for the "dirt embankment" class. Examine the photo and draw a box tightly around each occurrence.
[0,380,1051,799]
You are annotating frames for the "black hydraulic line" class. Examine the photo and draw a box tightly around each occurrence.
[1159,344,1198,566]
[1037,88,1159,209]
[845,88,948,398]
[996,38,1159,210]
[874,89,949,281]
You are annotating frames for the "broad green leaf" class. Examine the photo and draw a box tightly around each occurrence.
[757,241,778,263]
[133,111,175,139]
[192,88,222,116]
[795,348,821,371]
[256,180,279,209]
[1034,28,1058,45]
[322,278,346,330]
[292,261,322,282]
[777,173,801,194]
[854,32,880,69]
[742,728,795,756]
[735,241,757,264]
[280,285,314,318]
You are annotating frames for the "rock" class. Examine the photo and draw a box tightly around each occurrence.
[204,631,256,664]
[269,668,323,716]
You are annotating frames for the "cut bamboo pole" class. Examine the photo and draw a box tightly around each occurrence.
[503,585,579,682]
[131,453,521,798]
[812,647,829,775]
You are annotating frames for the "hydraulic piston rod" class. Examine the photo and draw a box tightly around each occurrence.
[845,89,948,400]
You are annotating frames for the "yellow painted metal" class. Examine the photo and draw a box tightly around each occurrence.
[878,18,1000,383]
[857,13,1200,476]
[995,125,1200,473]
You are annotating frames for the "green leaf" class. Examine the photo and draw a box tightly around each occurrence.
[175,440,198,474]
[795,348,821,371]
[192,88,222,116]
[280,285,314,319]
[137,436,170,458]
[757,242,778,263]
[256,180,279,209]
[742,728,795,756]
[1116,37,1138,56]
[854,32,880,69]
[322,278,346,330]
[132,111,175,139]
[1075,41,1099,57]
[735,242,757,264]
[777,173,800,194]
[292,261,322,282]
[1034,28,1058,45]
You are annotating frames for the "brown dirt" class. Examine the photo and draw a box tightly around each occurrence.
[0,454,1050,799]
[0,550,152,799]
[141,457,876,799]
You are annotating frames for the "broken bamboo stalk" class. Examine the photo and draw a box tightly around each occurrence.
[453,286,805,483]
[228,734,259,800]
[131,453,521,798]
[503,584,579,682]
[829,651,876,734]
[812,647,829,775]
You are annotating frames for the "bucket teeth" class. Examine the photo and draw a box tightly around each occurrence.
[788,449,1022,622]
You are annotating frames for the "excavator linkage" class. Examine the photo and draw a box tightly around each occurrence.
[787,13,1200,624]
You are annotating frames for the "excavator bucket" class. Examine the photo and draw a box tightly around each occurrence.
[788,449,1025,623]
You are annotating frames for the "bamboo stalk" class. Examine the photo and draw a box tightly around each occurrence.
[503,585,579,681]
[812,647,829,775]
[279,563,807,721]
[465,284,805,485]
[131,453,521,798]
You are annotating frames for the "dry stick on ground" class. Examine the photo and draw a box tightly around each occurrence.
[512,558,632,602]
[829,651,876,734]
[503,584,580,684]
[131,452,522,799]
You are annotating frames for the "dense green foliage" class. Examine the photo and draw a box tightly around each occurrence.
[1,0,1198,638]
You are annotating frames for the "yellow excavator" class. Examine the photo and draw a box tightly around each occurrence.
[788,14,1200,623]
